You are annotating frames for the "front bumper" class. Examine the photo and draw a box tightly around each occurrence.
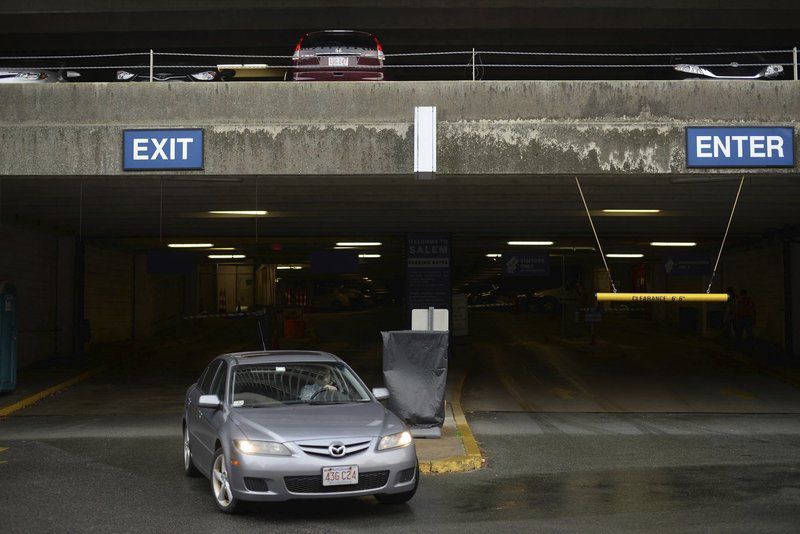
[227,439,417,502]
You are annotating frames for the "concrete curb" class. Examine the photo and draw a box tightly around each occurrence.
[0,365,108,418]
[419,371,484,474]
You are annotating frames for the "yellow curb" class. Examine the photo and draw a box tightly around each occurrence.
[420,371,484,474]
[0,365,108,418]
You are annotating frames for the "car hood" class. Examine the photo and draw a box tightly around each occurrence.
[230,401,405,443]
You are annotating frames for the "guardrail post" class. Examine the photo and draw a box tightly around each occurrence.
[794,46,798,81]
[471,47,476,81]
[149,49,154,82]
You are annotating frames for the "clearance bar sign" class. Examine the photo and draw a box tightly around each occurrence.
[686,127,794,168]
[597,292,729,303]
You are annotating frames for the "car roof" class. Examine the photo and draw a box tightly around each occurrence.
[221,350,342,365]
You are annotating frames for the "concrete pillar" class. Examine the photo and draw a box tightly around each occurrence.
[56,237,75,358]
[133,253,153,340]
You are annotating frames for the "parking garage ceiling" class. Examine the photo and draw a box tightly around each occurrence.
[1,175,798,253]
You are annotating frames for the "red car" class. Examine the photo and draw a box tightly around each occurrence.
[291,30,385,81]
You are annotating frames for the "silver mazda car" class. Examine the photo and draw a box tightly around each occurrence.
[183,350,418,513]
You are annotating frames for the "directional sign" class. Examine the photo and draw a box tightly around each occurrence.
[123,129,203,170]
[686,127,794,168]
[502,253,550,277]
[664,253,712,276]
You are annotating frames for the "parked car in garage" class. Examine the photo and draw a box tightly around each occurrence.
[115,68,219,82]
[0,69,80,83]
[183,351,418,513]
[672,52,785,80]
[290,30,385,81]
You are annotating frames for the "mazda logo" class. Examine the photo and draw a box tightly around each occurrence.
[328,442,346,457]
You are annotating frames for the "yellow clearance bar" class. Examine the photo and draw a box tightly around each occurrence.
[596,292,729,303]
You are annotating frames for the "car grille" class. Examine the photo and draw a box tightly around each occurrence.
[297,439,372,458]
[244,477,270,492]
[284,470,390,494]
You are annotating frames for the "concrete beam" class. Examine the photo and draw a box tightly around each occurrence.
[1,81,798,176]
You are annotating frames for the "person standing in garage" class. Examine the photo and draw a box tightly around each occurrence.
[734,289,756,344]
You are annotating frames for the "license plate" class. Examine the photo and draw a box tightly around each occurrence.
[322,465,359,486]
[328,56,349,67]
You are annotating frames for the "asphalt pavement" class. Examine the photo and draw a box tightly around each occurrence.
[1,310,800,532]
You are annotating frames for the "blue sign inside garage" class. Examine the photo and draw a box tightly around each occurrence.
[123,129,203,170]
[686,127,794,168]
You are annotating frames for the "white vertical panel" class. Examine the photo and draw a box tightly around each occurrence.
[414,106,437,174]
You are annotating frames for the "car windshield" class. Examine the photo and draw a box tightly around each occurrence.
[231,362,372,407]
[302,32,376,50]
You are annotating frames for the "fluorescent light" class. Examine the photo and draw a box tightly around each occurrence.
[606,253,644,258]
[168,243,213,248]
[650,242,697,247]
[508,241,554,246]
[209,247,236,251]
[358,254,381,259]
[276,265,303,270]
[209,210,268,216]
[333,246,356,249]
[336,242,382,247]
[208,254,246,259]
[486,253,502,258]
[602,209,660,214]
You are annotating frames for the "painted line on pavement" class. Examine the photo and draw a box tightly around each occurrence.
[0,365,108,418]
[420,371,484,474]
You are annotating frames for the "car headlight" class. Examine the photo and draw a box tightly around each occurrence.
[16,72,46,80]
[761,65,784,78]
[116,70,136,81]
[190,70,217,81]
[378,431,413,451]
[233,440,292,456]
[674,64,712,77]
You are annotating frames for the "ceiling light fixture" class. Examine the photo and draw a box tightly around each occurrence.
[358,254,381,259]
[168,243,213,248]
[208,254,246,259]
[650,242,697,247]
[602,209,661,214]
[485,253,502,258]
[208,210,268,216]
[507,241,554,246]
[606,253,644,258]
[337,242,382,247]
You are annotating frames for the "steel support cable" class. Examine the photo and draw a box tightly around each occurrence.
[706,176,745,294]
[5,62,791,70]
[475,49,793,57]
[575,176,617,293]
[0,52,150,60]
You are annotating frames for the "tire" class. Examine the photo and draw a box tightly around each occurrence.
[211,448,241,514]
[183,424,201,477]
[375,464,419,504]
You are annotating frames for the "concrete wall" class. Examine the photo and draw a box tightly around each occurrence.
[1,81,798,177]
[722,242,786,348]
[84,245,134,345]
[0,224,59,367]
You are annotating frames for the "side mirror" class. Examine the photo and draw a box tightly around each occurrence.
[198,394,221,408]
[372,387,390,401]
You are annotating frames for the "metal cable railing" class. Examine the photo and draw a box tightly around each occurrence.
[0,48,797,80]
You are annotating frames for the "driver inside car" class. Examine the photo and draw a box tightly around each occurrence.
[300,366,339,401]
